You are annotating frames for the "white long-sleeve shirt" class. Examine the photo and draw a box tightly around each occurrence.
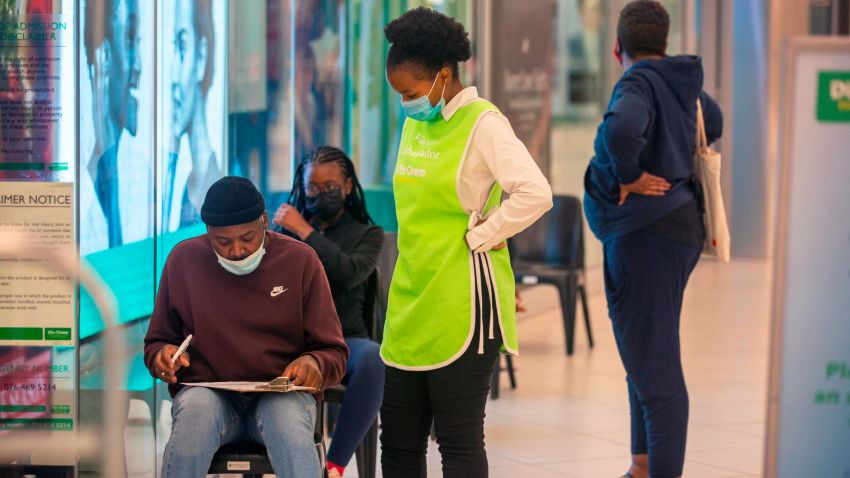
[442,86,553,252]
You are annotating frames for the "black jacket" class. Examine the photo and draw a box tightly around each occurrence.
[278,212,383,338]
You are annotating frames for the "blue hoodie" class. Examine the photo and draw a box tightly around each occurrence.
[584,56,723,243]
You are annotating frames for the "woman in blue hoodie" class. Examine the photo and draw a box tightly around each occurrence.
[584,2,723,477]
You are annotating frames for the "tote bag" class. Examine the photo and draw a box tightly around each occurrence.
[694,100,731,263]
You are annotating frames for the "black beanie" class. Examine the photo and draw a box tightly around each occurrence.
[201,176,266,227]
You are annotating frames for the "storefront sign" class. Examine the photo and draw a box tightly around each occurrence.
[817,71,850,122]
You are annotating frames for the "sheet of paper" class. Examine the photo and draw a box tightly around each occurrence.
[181,381,317,393]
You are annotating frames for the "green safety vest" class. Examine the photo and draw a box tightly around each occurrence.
[381,99,518,370]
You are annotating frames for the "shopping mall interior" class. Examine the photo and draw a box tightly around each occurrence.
[0,0,849,477]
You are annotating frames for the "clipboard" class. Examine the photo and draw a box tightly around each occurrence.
[182,377,318,393]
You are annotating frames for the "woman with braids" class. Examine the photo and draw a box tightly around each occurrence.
[272,146,384,478]
[380,8,552,477]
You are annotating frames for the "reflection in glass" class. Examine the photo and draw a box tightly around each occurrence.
[265,0,293,193]
[77,1,157,476]
[161,0,226,232]
[81,0,142,249]
[347,0,474,186]
[553,0,603,121]
[293,0,344,164]
[79,0,154,255]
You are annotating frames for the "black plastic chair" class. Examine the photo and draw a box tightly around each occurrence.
[208,441,273,477]
[509,195,593,356]
[322,268,383,478]
[489,353,517,400]
[207,400,327,477]
[375,232,398,339]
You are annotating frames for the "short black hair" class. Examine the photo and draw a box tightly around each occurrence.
[617,0,669,58]
[384,7,471,79]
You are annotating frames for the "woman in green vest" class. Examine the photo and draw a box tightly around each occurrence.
[380,8,553,477]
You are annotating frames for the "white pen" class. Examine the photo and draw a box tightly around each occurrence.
[170,334,193,365]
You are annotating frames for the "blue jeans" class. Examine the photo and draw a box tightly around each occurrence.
[162,386,320,478]
[327,337,385,466]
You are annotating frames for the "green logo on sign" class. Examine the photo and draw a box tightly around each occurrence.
[817,71,850,122]
[44,328,71,341]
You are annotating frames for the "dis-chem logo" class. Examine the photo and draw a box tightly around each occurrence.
[817,71,850,123]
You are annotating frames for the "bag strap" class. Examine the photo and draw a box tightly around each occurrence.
[696,99,708,151]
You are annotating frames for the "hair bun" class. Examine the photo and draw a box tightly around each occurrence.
[385,7,471,64]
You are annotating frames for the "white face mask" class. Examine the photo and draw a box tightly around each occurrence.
[215,235,266,275]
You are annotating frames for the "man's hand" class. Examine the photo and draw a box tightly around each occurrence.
[283,355,323,389]
[619,172,672,205]
[153,344,190,384]
[273,204,314,239]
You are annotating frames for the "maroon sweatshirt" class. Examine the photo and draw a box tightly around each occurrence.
[143,231,349,398]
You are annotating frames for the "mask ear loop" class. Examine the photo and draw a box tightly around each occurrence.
[426,72,448,106]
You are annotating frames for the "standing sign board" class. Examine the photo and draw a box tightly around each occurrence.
[0,2,77,475]
[767,37,850,478]
[0,182,75,347]
[488,0,555,177]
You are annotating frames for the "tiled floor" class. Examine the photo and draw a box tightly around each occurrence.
[342,258,772,477]
[107,121,771,478]
[127,258,770,477]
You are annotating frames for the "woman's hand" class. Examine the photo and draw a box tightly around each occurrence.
[474,218,507,251]
[274,204,314,239]
[618,172,671,205]
[515,291,527,313]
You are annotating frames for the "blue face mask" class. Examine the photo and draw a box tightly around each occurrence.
[400,74,446,122]
[215,236,266,275]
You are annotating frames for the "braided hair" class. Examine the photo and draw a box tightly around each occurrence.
[288,146,375,225]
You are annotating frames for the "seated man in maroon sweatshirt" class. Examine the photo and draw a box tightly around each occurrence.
[144,176,349,478]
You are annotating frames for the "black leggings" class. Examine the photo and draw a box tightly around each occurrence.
[380,342,499,478]
[381,256,502,477]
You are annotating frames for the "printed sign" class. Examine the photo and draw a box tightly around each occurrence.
[817,71,850,122]
[0,14,75,181]
[0,181,74,346]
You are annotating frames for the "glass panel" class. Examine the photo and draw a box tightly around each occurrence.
[293,0,346,165]
[809,0,834,34]
[0,0,75,183]
[155,0,229,473]
[158,0,228,236]
[226,0,269,192]
[347,0,475,186]
[228,0,289,201]
[550,0,605,268]
[1,0,78,475]
[266,0,293,194]
[77,0,157,475]
[664,0,684,54]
